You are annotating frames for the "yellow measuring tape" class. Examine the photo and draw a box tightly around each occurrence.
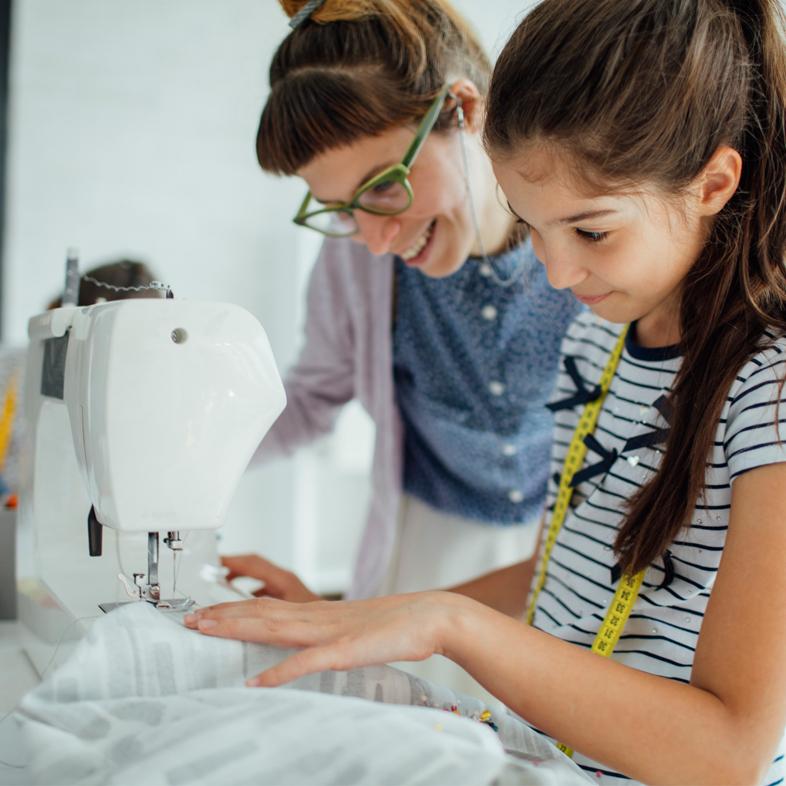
[526,325,644,759]
[0,374,18,471]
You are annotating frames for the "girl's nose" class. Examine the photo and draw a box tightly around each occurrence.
[534,238,587,291]
[354,212,401,256]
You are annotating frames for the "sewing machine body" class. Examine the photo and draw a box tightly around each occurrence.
[15,299,285,673]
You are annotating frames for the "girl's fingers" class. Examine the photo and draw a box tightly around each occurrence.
[185,597,284,623]
[247,645,350,688]
[192,609,339,648]
[183,599,274,628]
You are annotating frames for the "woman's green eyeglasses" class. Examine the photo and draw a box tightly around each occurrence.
[293,86,451,237]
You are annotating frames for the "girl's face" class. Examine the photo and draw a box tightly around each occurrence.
[297,125,486,278]
[492,145,707,346]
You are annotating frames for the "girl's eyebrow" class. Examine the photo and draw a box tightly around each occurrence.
[505,201,618,226]
[554,209,617,225]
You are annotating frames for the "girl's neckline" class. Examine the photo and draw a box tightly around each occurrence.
[625,322,682,361]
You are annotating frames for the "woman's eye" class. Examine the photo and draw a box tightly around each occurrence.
[371,180,395,194]
[576,229,608,243]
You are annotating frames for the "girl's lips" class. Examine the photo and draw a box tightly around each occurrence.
[575,291,611,305]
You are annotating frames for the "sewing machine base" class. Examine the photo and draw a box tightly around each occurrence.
[98,598,195,614]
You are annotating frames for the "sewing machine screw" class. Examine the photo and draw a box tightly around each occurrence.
[171,327,188,344]
[164,531,183,550]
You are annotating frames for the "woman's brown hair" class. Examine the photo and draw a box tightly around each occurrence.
[257,0,490,175]
[485,0,786,575]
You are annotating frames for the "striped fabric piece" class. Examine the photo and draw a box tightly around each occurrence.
[527,311,786,785]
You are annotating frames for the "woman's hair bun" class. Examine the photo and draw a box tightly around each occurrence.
[279,0,377,25]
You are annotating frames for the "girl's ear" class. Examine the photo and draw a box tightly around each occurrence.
[696,145,743,217]
[447,79,484,133]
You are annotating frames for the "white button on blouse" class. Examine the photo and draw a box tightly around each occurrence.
[489,381,506,396]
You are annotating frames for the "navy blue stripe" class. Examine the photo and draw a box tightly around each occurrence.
[569,506,620,533]
[557,539,612,572]
[627,613,699,636]
[730,376,783,406]
[550,555,615,596]
[613,647,693,669]
[638,593,704,619]
[544,568,606,611]
[725,419,786,451]
[668,553,720,573]
[727,439,786,463]
[737,356,786,382]
[540,583,589,619]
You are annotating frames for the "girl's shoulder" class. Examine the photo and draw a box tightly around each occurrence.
[727,330,786,396]
[722,331,786,480]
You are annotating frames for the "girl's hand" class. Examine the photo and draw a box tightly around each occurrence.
[220,553,320,603]
[183,592,458,687]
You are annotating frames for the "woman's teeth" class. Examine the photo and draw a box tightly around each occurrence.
[400,222,434,260]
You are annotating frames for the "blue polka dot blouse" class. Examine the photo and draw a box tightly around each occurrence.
[393,238,582,525]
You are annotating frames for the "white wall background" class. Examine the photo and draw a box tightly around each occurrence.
[2,0,536,593]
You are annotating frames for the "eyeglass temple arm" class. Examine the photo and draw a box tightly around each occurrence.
[401,86,454,169]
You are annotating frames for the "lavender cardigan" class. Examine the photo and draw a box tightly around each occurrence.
[254,238,402,599]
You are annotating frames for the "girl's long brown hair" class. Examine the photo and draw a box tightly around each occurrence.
[258,0,490,175]
[485,0,786,575]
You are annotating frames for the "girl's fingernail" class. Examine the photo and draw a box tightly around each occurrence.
[246,677,260,687]
[184,613,197,625]
[198,619,218,630]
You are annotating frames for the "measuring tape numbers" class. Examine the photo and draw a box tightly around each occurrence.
[526,325,645,759]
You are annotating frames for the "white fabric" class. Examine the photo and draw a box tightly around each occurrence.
[6,603,590,786]
[381,494,540,595]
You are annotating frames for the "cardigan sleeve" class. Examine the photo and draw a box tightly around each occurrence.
[251,239,358,463]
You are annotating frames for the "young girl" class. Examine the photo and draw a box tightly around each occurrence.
[228,0,579,604]
[188,0,786,782]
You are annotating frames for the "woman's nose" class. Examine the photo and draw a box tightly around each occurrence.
[354,212,401,256]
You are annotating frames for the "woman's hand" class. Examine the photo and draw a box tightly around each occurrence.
[220,553,320,603]
[183,591,461,687]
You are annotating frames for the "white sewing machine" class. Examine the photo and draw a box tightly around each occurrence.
[15,297,286,674]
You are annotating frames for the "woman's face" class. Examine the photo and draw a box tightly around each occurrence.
[296,125,483,278]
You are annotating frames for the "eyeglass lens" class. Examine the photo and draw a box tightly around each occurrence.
[304,210,358,236]
[356,179,410,214]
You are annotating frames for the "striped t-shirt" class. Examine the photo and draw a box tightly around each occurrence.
[528,310,786,785]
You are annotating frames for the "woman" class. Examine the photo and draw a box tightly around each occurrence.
[232,0,579,607]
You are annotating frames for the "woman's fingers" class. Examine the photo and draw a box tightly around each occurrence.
[219,553,319,603]
[221,554,276,580]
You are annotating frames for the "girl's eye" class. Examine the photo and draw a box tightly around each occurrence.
[576,229,608,243]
